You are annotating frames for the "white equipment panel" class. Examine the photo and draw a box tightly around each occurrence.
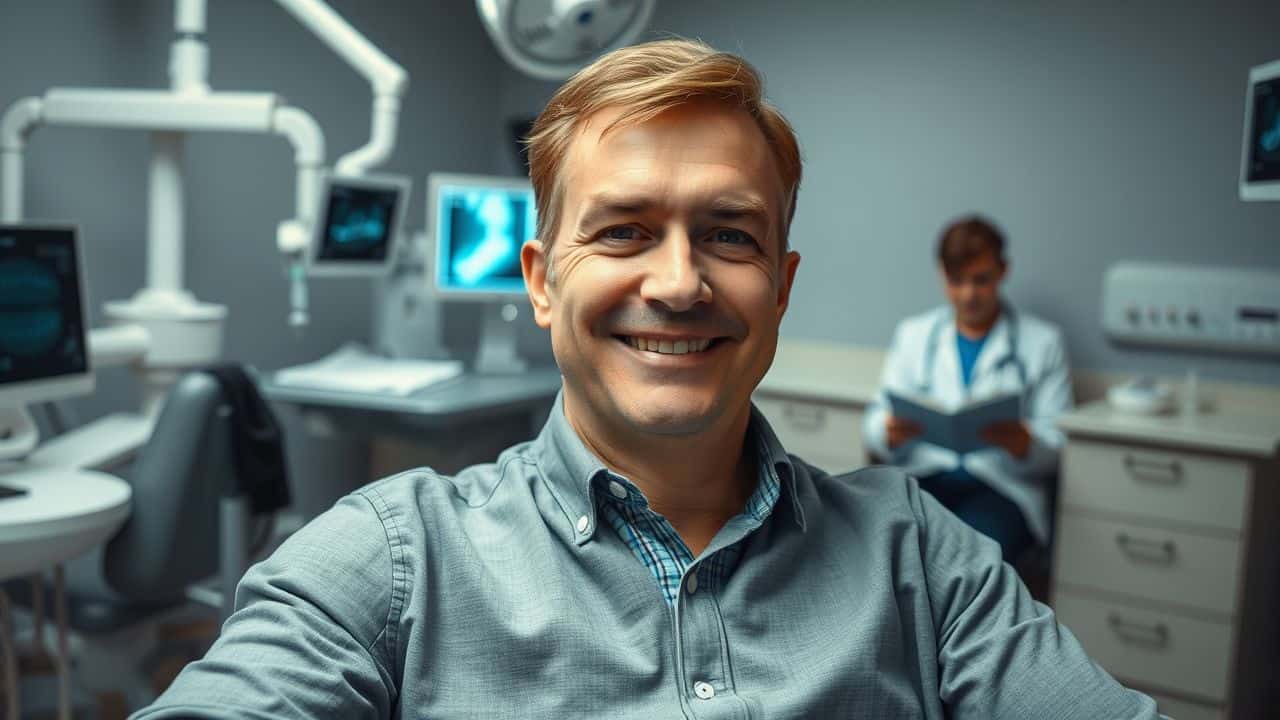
[1102,263,1280,356]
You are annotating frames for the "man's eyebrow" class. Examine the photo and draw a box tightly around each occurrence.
[576,192,772,230]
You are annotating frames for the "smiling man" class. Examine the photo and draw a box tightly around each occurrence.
[136,40,1161,719]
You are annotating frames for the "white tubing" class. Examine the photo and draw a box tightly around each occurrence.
[148,131,185,292]
[335,93,399,175]
[175,0,207,34]
[272,106,325,224]
[273,0,407,96]
[0,96,43,222]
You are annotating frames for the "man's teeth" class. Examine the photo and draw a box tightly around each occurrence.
[625,336,713,355]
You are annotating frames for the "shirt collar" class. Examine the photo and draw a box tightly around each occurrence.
[532,392,806,546]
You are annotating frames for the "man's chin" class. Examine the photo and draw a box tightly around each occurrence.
[615,395,725,437]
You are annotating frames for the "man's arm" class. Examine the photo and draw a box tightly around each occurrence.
[1010,328,1073,475]
[863,322,918,461]
[131,492,402,719]
[912,479,1161,719]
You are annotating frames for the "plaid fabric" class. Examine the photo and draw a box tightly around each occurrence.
[595,435,783,606]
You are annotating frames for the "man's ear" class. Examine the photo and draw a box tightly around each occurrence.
[521,239,554,329]
[775,250,801,318]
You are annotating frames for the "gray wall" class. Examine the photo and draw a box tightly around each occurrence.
[501,0,1280,385]
[0,0,508,421]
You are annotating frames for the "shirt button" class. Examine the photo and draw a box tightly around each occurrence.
[686,574,699,595]
[608,480,628,500]
[693,681,715,700]
[575,515,590,534]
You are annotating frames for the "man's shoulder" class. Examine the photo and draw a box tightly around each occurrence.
[1012,309,1065,347]
[893,306,948,340]
[795,458,922,519]
[354,441,541,518]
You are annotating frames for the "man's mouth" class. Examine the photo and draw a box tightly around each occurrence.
[614,335,720,356]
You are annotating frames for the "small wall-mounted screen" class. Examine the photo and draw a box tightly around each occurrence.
[1246,76,1280,184]
[316,182,401,263]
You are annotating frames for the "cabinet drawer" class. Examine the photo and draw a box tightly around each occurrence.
[1145,692,1222,720]
[1052,590,1234,703]
[1061,440,1250,531]
[753,395,863,468]
[1055,514,1242,615]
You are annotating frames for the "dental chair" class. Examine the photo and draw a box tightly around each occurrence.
[4,368,286,711]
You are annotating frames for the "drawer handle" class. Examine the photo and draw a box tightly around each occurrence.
[782,403,826,432]
[1108,613,1170,647]
[1123,455,1183,484]
[1115,533,1177,564]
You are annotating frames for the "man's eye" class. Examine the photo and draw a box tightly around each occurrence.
[601,226,639,241]
[711,228,756,246]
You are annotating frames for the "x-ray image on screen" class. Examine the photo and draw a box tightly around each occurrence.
[1246,77,1280,183]
[316,183,399,262]
[0,227,88,387]
[435,184,534,295]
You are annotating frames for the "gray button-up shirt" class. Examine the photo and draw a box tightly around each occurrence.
[136,395,1159,719]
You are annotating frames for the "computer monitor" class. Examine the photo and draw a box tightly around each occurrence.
[308,173,412,276]
[427,173,536,373]
[1240,58,1280,201]
[0,224,93,460]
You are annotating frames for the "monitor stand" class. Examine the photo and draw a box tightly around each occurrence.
[474,302,528,375]
[0,405,39,462]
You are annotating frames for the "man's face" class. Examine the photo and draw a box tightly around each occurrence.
[942,249,1006,329]
[522,101,800,438]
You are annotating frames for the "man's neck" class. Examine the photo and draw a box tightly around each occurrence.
[956,307,1001,340]
[563,393,756,556]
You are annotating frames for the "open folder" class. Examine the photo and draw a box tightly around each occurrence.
[887,390,1022,455]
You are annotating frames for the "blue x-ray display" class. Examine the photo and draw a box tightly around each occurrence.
[1247,77,1280,183]
[436,184,534,294]
[316,182,400,262]
[0,227,87,386]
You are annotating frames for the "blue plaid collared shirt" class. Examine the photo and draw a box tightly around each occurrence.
[594,434,783,606]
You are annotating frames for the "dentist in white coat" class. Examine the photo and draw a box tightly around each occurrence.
[863,216,1073,562]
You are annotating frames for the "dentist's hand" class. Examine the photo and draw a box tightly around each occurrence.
[982,421,1031,459]
[885,416,921,450]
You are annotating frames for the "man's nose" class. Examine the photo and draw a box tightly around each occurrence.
[639,232,711,312]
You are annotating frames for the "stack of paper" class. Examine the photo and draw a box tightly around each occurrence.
[275,344,464,397]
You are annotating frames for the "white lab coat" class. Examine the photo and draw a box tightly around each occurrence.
[862,304,1074,545]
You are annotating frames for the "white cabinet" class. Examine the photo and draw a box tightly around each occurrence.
[1052,403,1280,720]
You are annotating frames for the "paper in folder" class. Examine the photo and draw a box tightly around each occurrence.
[886,390,1022,455]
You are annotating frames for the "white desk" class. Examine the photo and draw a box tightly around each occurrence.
[1051,399,1280,720]
[0,462,132,719]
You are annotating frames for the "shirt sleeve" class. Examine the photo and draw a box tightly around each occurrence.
[863,321,916,463]
[1009,327,1073,477]
[912,478,1163,719]
[130,491,403,720]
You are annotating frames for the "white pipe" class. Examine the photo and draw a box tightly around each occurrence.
[175,0,206,34]
[273,0,407,96]
[0,97,43,222]
[88,324,151,368]
[148,132,185,292]
[272,106,325,224]
[334,93,399,175]
[273,0,406,174]
[170,38,210,93]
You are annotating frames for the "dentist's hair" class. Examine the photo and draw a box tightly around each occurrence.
[525,38,802,254]
[937,215,1007,275]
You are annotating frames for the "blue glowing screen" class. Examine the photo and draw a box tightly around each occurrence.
[1248,77,1280,183]
[317,182,399,262]
[0,227,87,386]
[435,183,534,294]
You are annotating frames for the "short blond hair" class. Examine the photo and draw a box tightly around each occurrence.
[526,38,803,252]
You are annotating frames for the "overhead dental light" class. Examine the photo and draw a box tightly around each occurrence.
[476,0,656,80]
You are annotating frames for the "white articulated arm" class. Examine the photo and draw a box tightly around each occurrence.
[273,0,407,175]
[0,96,44,223]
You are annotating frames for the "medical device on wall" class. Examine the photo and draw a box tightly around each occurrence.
[1239,58,1280,201]
[1101,263,1280,357]
[308,173,411,277]
[476,0,656,80]
[428,173,536,374]
[0,225,93,461]
[0,0,407,473]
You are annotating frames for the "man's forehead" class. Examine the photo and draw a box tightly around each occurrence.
[562,104,784,215]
